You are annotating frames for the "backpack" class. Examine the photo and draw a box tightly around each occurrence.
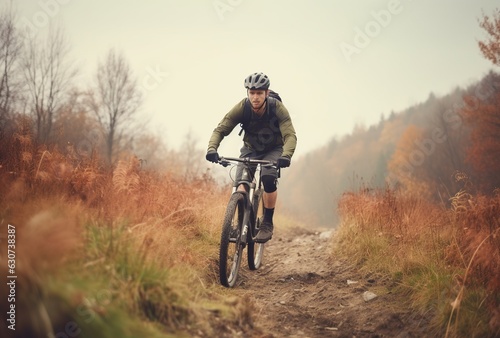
[238,90,282,136]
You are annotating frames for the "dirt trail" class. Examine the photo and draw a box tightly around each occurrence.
[232,226,433,338]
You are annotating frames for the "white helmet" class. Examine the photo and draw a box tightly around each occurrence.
[244,72,270,90]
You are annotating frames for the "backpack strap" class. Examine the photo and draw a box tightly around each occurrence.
[238,99,252,136]
[267,96,277,117]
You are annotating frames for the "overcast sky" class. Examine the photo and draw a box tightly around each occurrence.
[12,0,499,159]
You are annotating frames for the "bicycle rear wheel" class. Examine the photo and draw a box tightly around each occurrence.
[248,189,265,270]
[219,192,245,287]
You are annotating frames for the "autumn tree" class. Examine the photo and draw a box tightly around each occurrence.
[87,49,142,164]
[384,90,469,199]
[0,4,23,119]
[131,132,168,171]
[387,125,434,197]
[459,10,500,192]
[21,26,77,143]
[461,72,500,192]
[178,130,205,180]
[478,8,500,66]
[52,89,104,158]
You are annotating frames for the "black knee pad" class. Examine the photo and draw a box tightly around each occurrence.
[262,174,277,193]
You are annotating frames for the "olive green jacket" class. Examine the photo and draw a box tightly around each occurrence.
[207,98,297,158]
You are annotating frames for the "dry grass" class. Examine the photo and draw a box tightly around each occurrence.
[334,186,500,337]
[0,118,249,337]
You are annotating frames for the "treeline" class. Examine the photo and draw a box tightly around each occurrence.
[0,7,248,338]
[0,4,203,177]
[281,10,500,227]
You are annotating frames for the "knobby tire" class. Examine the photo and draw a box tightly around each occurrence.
[219,192,245,287]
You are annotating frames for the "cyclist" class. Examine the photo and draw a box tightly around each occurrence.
[206,72,297,243]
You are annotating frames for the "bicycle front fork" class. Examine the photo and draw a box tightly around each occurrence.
[239,198,252,247]
[240,223,249,246]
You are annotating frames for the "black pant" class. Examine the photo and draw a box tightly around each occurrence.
[234,146,282,191]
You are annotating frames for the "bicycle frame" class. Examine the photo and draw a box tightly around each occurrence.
[221,156,276,242]
[217,156,279,287]
[235,165,259,243]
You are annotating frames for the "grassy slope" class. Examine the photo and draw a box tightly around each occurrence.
[332,188,500,337]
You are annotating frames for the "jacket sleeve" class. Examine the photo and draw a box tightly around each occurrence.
[276,101,297,159]
[207,99,246,152]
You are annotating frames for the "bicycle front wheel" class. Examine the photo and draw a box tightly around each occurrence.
[248,189,265,270]
[219,192,245,287]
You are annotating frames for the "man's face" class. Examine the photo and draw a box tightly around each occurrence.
[248,89,268,110]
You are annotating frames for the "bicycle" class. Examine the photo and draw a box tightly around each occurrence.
[217,156,279,288]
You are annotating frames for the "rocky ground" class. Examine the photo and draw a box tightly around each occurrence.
[223,226,435,338]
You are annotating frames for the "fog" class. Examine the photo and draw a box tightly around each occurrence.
[13,0,498,158]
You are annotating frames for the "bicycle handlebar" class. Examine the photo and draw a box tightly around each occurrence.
[218,156,277,168]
